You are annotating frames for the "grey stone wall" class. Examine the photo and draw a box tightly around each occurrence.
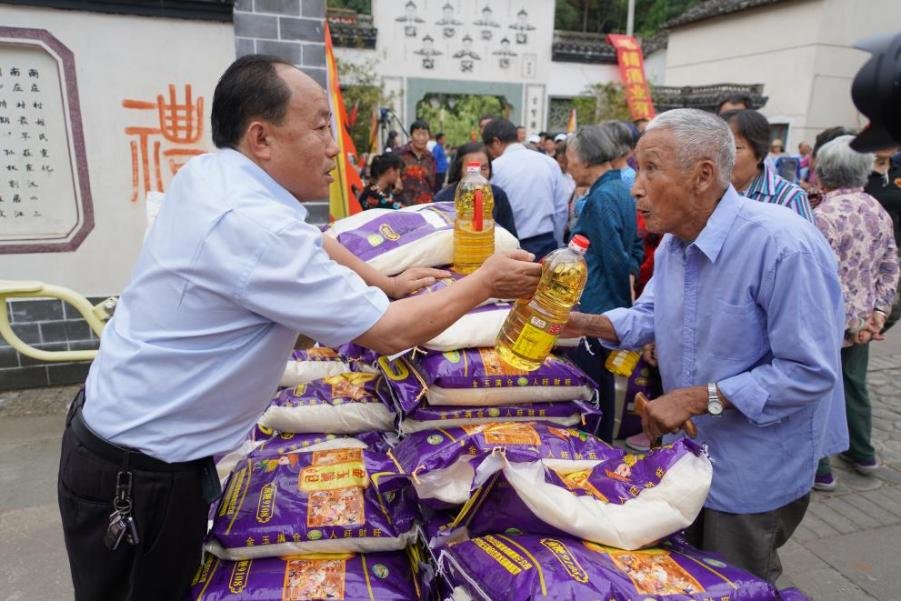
[0,298,103,390]
[234,0,327,88]
[233,0,330,224]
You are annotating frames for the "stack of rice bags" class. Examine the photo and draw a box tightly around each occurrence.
[198,343,428,600]
[394,421,816,601]
[327,203,598,435]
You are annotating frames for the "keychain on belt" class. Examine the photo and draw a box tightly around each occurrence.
[104,469,140,550]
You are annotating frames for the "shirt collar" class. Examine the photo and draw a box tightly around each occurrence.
[746,162,777,197]
[218,148,309,220]
[588,169,622,193]
[502,143,527,155]
[687,185,743,263]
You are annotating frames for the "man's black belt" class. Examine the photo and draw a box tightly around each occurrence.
[68,390,210,474]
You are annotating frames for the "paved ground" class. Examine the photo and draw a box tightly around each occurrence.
[1,334,899,600]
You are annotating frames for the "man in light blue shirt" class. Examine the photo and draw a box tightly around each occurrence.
[563,109,848,582]
[58,56,540,601]
[484,118,571,258]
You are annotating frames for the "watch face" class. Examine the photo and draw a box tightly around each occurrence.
[709,400,724,416]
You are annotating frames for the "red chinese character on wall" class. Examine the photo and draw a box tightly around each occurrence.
[123,84,206,202]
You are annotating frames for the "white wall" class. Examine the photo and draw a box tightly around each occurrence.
[365,0,554,85]
[336,0,557,132]
[546,60,620,98]
[663,0,901,151]
[0,5,234,295]
[643,48,666,86]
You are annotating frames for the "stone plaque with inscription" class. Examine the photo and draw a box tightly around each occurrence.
[0,28,93,253]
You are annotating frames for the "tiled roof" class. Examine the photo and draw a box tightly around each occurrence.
[665,0,793,29]
[551,30,618,64]
[652,83,768,111]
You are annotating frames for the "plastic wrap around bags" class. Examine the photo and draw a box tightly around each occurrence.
[418,302,581,352]
[207,447,417,559]
[398,399,600,435]
[441,534,781,601]
[259,373,395,434]
[452,438,713,550]
[325,202,519,276]
[280,345,379,388]
[378,349,595,413]
[394,422,620,508]
[186,550,421,601]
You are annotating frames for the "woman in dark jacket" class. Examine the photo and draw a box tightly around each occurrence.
[433,142,518,238]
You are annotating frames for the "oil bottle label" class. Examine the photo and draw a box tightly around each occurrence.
[511,322,556,360]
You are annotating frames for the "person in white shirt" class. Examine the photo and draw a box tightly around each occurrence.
[483,118,571,258]
[57,55,540,601]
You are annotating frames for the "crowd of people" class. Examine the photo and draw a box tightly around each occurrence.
[354,93,901,582]
[55,53,899,600]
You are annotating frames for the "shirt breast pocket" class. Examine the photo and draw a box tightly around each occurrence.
[707,297,767,362]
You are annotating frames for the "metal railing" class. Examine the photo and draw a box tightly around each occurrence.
[0,280,116,363]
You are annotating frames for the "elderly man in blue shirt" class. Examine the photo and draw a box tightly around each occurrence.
[57,55,541,601]
[562,108,848,583]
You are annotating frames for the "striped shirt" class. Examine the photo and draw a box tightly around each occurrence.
[742,162,813,222]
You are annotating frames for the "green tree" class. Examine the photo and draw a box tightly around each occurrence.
[416,94,509,147]
[326,0,371,14]
[336,57,392,154]
[573,82,631,124]
[553,0,702,36]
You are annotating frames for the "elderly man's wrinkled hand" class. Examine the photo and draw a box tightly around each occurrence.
[478,250,541,300]
[558,311,588,339]
[642,343,657,367]
[388,267,451,299]
[640,386,707,442]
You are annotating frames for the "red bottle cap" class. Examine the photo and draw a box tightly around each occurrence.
[465,161,482,171]
[570,234,590,251]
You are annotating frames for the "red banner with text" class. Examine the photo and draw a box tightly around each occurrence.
[606,34,656,122]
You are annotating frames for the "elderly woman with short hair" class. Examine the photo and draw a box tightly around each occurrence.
[602,120,638,188]
[566,124,644,441]
[813,135,899,491]
[721,109,813,221]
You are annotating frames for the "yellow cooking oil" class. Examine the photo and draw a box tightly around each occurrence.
[496,235,590,371]
[453,161,495,274]
[604,349,641,377]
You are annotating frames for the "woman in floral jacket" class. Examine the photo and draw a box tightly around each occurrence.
[812,135,899,491]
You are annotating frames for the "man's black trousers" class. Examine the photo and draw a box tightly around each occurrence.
[57,392,212,601]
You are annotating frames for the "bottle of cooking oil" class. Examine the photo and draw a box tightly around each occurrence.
[495,235,590,371]
[605,349,641,377]
[453,161,495,274]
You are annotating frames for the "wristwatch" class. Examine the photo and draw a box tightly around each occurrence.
[707,382,724,416]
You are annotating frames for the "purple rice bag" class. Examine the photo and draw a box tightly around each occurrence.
[259,373,395,434]
[393,422,621,509]
[186,550,421,600]
[330,203,455,265]
[207,447,418,559]
[327,202,520,276]
[616,358,663,440]
[451,438,712,550]
[399,399,600,435]
[379,348,595,414]
[440,534,780,601]
[281,345,379,387]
